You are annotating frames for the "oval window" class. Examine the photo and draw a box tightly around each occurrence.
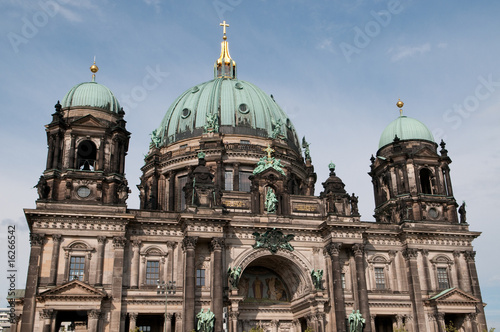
[238,103,249,114]
[181,108,191,118]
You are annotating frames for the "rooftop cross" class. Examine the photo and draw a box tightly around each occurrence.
[264,144,275,161]
[220,21,229,40]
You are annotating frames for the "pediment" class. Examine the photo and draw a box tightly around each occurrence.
[428,287,479,304]
[39,280,107,300]
[412,146,438,158]
[70,114,105,128]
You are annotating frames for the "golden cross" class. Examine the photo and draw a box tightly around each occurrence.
[264,144,275,160]
[220,21,229,38]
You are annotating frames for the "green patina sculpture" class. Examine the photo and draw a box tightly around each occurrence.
[311,269,323,290]
[252,228,294,254]
[348,310,365,332]
[196,309,215,332]
[302,136,311,160]
[204,112,219,133]
[227,266,242,289]
[253,145,285,176]
[271,118,284,138]
[265,188,279,213]
[150,129,161,148]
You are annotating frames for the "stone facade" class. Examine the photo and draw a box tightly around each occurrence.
[17,40,487,332]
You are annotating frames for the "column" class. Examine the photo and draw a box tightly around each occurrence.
[120,313,127,332]
[52,133,61,169]
[370,315,376,332]
[48,234,62,286]
[46,135,55,170]
[167,241,176,281]
[211,238,224,332]
[168,171,176,211]
[453,251,465,290]
[175,312,183,332]
[292,320,300,332]
[84,251,92,283]
[130,240,141,288]
[233,163,240,191]
[352,244,371,332]
[40,309,53,332]
[95,236,106,286]
[129,312,138,330]
[271,319,279,332]
[21,233,45,331]
[183,236,198,332]
[88,310,100,332]
[388,250,398,291]
[420,249,432,293]
[10,314,20,332]
[166,313,174,332]
[317,312,325,332]
[109,236,126,331]
[467,313,479,332]
[230,312,239,332]
[464,251,487,331]
[402,248,426,332]
[97,136,105,171]
[436,313,445,332]
[326,242,346,332]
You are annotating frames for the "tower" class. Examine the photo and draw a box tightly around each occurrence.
[369,100,458,224]
[36,61,130,208]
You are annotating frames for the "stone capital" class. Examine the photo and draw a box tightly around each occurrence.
[402,248,418,260]
[166,241,177,249]
[30,233,45,246]
[464,250,476,262]
[40,309,53,320]
[113,236,127,248]
[182,236,198,250]
[453,250,461,258]
[129,312,138,321]
[352,243,365,257]
[97,236,107,244]
[88,310,100,319]
[326,242,342,257]
[210,237,224,251]
[131,239,142,248]
[52,234,62,243]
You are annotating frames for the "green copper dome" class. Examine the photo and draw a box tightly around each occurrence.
[379,115,435,149]
[155,77,301,152]
[61,81,121,114]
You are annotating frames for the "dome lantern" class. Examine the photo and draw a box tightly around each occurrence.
[214,21,237,79]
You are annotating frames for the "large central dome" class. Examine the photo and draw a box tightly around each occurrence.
[153,27,301,153]
[155,77,300,151]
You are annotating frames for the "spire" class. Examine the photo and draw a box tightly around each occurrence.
[90,56,99,82]
[214,21,237,79]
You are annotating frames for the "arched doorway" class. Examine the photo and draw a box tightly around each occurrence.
[231,251,325,332]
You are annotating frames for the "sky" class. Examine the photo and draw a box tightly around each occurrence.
[1,0,499,327]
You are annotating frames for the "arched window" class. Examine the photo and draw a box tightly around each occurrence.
[77,140,97,171]
[420,168,433,194]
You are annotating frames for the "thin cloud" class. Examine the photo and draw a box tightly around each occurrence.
[143,0,162,13]
[388,43,431,62]
[317,38,337,54]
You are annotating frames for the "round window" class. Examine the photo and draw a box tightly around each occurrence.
[428,207,439,219]
[181,108,191,118]
[77,186,91,198]
[238,103,249,114]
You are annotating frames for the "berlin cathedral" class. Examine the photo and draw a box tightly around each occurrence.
[13,22,487,332]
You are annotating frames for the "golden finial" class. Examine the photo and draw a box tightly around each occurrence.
[90,56,99,82]
[396,99,404,116]
[220,20,229,40]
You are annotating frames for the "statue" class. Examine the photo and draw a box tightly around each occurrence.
[204,112,219,133]
[150,129,161,148]
[271,118,283,138]
[265,187,279,213]
[302,136,311,160]
[311,269,323,290]
[34,176,50,199]
[350,193,359,216]
[227,266,242,289]
[458,201,466,223]
[196,308,215,332]
[348,310,365,332]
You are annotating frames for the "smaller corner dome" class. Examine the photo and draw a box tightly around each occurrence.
[61,81,121,114]
[378,115,435,149]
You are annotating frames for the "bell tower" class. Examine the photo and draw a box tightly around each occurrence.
[36,62,130,207]
[369,101,459,224]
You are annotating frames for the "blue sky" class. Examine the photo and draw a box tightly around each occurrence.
[1,0,499,327]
